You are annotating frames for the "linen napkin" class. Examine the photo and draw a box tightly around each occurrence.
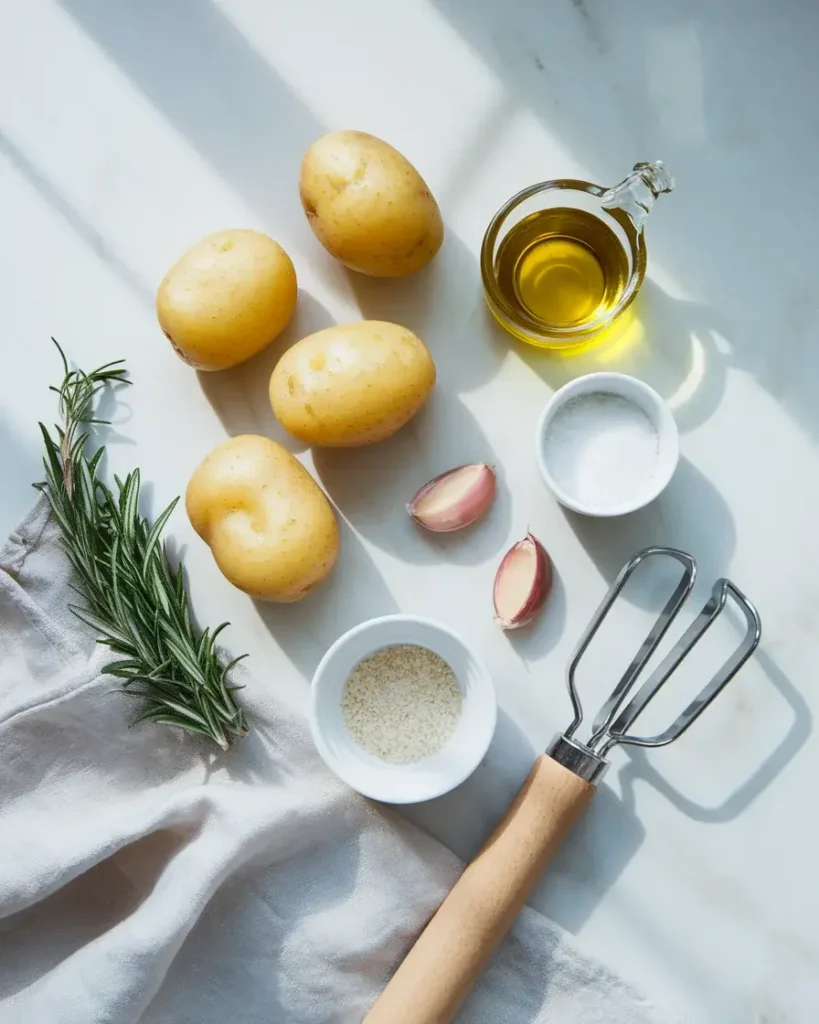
[0,500,671,1023]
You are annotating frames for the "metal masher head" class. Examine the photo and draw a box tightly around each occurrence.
[547,547,762,783]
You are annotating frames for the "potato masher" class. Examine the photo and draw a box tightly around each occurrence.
[364,546,761,1024]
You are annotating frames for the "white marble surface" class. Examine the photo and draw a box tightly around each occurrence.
[1,1,817,1020]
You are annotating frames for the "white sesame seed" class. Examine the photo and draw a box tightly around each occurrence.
[341,644,462,764]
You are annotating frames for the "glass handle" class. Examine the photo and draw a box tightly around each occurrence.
[600,161,674,231]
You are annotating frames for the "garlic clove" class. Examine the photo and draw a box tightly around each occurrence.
[408,463,496,533]
[493,532,552,629]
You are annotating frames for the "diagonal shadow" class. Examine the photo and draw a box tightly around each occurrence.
[59,0,508,394]
[430,0,819,444]
[0,129,153,305]
[60,0,324,245]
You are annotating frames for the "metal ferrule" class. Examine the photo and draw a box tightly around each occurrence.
[546,733,609,785]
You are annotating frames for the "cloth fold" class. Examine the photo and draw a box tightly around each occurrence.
[0,500,670,1023]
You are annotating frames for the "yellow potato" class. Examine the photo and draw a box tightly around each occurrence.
[300,131,443,277]
[157,229,297,371]
[186,435,338,602]
[269,321,436,447]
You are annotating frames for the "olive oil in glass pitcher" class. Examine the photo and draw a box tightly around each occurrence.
[481,162,674,349]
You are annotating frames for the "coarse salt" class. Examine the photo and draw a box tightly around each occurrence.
[341,644,462,764]
[543,392,659,508]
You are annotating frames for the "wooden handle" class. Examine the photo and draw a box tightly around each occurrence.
[363,754,594,1024]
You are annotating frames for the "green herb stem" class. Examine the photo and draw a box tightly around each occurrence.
[36,340,249,749]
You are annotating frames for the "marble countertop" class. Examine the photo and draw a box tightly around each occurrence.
[2,1,817,1020]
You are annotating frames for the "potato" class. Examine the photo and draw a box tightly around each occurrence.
[300,131,443,277]
[269,321,436,447]
[157,229,297,371]
[186,435,338,602]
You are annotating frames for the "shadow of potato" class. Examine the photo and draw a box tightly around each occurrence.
[346,230,507,395]
[197,291,334,453]
[253,517,400,682]
[312,389,510,567]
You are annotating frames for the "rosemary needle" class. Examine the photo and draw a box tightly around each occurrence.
[35,340,249,749]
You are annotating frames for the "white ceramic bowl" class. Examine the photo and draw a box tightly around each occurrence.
[535,371,679,517]
[310,615,497,804]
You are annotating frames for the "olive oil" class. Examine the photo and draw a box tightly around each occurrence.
[494,208,630,331]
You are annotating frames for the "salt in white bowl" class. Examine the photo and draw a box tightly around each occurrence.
[535,372,679,517]
[310,614,497,804]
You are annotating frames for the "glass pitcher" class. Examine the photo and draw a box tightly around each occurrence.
[480,161,674,349]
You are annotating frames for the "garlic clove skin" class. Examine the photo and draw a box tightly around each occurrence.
[493,532,552,629]
[408,463,496,533]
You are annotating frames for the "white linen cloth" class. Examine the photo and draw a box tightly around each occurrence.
[0,501,673,1023]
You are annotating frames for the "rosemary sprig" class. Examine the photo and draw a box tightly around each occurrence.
[35,340,249,750]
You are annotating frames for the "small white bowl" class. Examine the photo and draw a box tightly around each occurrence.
[310,615,497,804]
[535,372,679,517]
